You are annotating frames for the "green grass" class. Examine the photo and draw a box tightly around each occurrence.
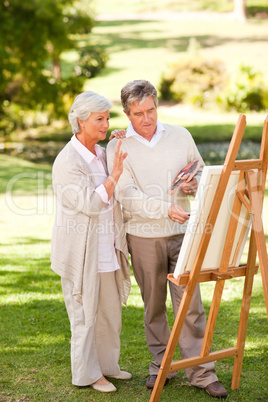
[1,155,268,401]
[94,0,216,15]
[94,0,268,16]
[81,8,268,153]
[84,5,268,104]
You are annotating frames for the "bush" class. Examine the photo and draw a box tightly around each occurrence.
[159,54,227,107]
[159,50,268,113]
[217,64,268,112]
[76,45,109,79]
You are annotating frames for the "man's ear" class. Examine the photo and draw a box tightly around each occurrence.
[123,110,131,120]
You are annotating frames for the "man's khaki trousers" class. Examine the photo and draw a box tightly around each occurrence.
[127,233,218,388]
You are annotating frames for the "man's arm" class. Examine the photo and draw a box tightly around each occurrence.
[107,139,189,223]
[107,139,171,219]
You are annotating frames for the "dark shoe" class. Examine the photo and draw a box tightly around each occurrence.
[146,375,169,390]
[205,381,227,398]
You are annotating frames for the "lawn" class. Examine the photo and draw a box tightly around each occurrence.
[73,2,268,145]
[84,5,268,103]
[93,0,268,17]
[0,154,267,401]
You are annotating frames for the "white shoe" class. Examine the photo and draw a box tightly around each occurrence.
[107,371,132,380]
[91,381,117,393]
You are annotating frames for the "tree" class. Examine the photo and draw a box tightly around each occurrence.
[0,0,106,132]
[233,0,247,22]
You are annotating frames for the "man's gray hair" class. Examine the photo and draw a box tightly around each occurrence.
[68,91,112,134]
[121,80,158,115]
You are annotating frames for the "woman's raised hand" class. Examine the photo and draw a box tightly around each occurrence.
[104,140,127,200]
[111,140,127,180]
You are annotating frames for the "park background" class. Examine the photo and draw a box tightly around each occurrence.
[0,1,268,401]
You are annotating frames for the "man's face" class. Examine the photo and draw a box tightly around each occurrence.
[124,96,158,139]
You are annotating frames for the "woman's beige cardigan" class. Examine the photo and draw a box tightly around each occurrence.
[51,141,131,327]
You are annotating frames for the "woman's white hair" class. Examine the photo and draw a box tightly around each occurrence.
[68,91,112,134]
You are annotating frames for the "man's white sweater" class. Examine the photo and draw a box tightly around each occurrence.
[107,123,204,238]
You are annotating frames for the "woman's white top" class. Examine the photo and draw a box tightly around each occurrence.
[71,135,120,273]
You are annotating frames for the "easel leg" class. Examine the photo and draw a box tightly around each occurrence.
[149,288,194,402]
[246,170,268,317]
[201,280,225,356]
[232,231,257,389]
[232,169,268,389]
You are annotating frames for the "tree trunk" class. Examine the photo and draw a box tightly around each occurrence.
[233,0,247,22]
[53,57,61,80]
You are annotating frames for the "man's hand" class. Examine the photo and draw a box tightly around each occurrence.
[109,129,127,141]
[180,176,198,197]
[168,204,190,224]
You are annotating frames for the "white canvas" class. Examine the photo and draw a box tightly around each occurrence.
[173,166,251,279]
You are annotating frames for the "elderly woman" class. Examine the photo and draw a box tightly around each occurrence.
[51,91,131,393]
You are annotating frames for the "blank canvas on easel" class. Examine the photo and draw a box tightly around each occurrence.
[174,166,252,278]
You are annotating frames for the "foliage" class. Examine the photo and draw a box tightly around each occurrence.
[217,64,268,112]
[159,51,227,107]
[247,0,268,17]
[159,39,268,112]
[1,0,267,141]
[76,45,109,79]
[0,0,108,135]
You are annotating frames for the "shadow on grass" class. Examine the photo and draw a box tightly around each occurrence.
[1,237,51,247]
[1,298,68,343]
[1,301,266,400]
[0,256,61,296]
[91,21,268,56]
[0,155,52,194]
[1,273,267,400]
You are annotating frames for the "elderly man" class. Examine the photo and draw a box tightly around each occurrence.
[107,80,227,398]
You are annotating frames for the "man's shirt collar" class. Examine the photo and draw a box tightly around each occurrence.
[126,121,165,147]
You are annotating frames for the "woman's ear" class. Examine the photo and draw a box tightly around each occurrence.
[77,118,84,127]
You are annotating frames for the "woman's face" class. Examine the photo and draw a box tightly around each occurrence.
[81,110,110,143]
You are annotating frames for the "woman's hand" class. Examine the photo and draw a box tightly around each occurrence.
[180,176,198,197]
[168,204,190,224]
[110,140,128,181]
[104,140,127,199]
[109,129,127,141]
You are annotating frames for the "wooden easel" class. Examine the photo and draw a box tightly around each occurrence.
[150,114,268,401]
